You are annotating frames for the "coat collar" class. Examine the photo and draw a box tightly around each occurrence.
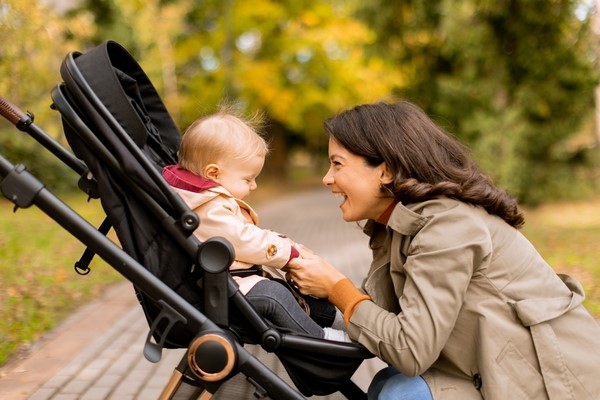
[364,201,430,236]
[163,165,260,225]
[162,165,219,192]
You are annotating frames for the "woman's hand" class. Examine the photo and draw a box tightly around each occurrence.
[285,245,346,299]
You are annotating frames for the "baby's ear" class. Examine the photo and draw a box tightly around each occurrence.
[204,164,220,180]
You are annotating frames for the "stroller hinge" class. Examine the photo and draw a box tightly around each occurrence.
[16,111,34,131]
[144,299,187,363]
[77,169,100,199]
[0,164,44,211]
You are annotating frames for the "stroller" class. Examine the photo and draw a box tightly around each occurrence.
[0,40,373,399]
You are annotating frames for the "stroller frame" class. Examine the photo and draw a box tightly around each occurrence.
[0,40,372,399]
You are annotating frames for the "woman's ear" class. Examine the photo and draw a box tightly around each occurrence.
[380,163,393,184]
[204,164,220,181]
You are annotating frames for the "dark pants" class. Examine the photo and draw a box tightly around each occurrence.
[245,279,325,338]
[271,278,337,328]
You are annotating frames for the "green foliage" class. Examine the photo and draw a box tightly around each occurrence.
[0,126,80,193]
[355,0,598,204]
[447,0,598,203]
[521,198,600,315]
[169,0,400,132]
[1,0,598,200]
[0,196,122,366]
[0,0,95,113]
[0,0,95,190]
[71,0,401,177]
[352,0,445,108]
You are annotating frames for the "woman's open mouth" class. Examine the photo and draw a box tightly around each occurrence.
[333,192,347,208]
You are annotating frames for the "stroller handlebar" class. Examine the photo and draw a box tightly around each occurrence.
[0,96,30,128]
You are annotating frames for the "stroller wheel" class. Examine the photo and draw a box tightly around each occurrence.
[187,332,236,382]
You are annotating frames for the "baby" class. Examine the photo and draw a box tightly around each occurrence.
[162,105,347,341]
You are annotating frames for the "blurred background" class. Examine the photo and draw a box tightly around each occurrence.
[1,0,599,368]
[2,0,599,202]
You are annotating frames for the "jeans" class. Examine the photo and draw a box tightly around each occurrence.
[368,366,432,400]
[270,278,337,327]
[245,279,324,338]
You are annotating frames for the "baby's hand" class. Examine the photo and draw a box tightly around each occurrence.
[295,243,315,258]
[282,238,308,259]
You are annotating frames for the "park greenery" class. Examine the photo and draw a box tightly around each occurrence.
[1,0,600,368]
[1,0,598,202]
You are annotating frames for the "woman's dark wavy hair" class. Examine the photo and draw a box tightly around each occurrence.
[324,101,525,229]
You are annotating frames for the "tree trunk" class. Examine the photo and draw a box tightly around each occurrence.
[263,121,288,179]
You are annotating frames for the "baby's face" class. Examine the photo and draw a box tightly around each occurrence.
[216,155,265,199]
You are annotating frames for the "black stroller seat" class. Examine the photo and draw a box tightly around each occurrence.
[1,40,373,399]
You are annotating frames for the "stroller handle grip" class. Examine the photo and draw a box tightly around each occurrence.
[0,96,29,127]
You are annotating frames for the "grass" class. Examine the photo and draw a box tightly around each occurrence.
[521,199,600,316]
[1,188,599,368]
[0,194,122,367]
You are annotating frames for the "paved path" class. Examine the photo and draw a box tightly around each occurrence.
[0,187,386,399]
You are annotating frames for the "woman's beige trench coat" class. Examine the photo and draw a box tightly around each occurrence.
[346,198,600,399]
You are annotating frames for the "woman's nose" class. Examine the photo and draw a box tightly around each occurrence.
[322,169,333,186]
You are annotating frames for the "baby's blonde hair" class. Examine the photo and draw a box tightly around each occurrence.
[178,104,269,176]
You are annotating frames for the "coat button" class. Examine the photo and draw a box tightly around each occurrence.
[472,373,482,390]
[266,244,278,259]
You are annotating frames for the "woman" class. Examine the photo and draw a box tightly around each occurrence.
[285,101,600,399]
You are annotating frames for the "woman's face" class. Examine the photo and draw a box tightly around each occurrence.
[322,137,394,222]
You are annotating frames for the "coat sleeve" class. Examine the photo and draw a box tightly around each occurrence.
[347,203,492,376]
[192,197,293,269]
